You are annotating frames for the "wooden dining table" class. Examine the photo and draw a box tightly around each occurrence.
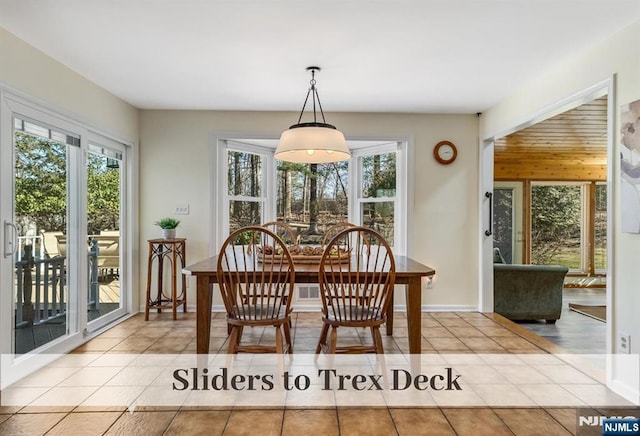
[183,255,435,354]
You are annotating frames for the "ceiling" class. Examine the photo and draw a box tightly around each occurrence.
[494,96,608,181]
[496,96,608,150]
[1,1,639,113]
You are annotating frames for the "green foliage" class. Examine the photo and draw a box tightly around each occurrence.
[362,153,396,198]
[531,185,581,265]
[233,229,260,245]
[14,132,67,233]
[154,217,180,229]
[87,154,120,234]
[14,132,121,235]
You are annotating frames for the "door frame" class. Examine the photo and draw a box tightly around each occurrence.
[85,133,129,332]
[479,78,615,355]
[0,87,135,388]
[493,181,524,264]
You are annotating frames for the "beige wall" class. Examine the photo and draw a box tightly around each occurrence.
[1,25,140,312]
[0,27,139,140]
[482,19,640,396]
[139,110,479,309]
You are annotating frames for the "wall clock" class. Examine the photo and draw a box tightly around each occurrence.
[433,140,457,165]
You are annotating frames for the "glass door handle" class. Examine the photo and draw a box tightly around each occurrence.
[4,221,18,258]
[484,192,493,236]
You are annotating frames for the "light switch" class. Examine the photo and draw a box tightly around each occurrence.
[175,204,190,215]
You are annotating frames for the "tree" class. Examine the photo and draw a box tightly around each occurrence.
[87,154,120,234]
[15,131,121,235]
[14,132,67,233]
[306,163,319,234]
[531,185,581,264]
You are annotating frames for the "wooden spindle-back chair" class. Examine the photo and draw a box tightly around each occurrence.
[217,226,295,354]
[321,222,356,246]
[316,226,396,354]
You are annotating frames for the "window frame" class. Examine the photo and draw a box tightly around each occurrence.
[350,142,407,255]
[529,180,600,274]
[214,140,275,250]
[214,138,408,255]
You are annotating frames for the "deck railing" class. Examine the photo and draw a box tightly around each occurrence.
[15,243,100,327]
[17,235,43,260]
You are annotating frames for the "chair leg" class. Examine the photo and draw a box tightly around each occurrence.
[371,326,384,354]
[283,320,293,354]
[316,323,329,354]
[328,326,338,354]
[227,326,240,354]
[275,325,284,354]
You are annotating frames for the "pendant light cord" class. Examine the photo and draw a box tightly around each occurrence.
[295,68,327,125]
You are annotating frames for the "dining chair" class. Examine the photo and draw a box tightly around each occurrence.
[321,222,356,246]
[261,221,298,245]
[217,226,295,354]
[316,226,396,354]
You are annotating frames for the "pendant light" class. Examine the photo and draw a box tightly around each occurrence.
[275,66,350,163]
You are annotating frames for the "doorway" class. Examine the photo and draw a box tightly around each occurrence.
[0,92,130,378]
[482,83,613,354]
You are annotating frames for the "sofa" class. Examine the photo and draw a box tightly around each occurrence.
[494,263,569,323]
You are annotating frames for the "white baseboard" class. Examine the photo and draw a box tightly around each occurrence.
[611,378,640,405]
[149,304,481,314]
[419,304,478,312]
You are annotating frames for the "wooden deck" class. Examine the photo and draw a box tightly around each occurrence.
[14,278,121,354]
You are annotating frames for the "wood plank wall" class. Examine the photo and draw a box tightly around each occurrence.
[494,97,608,181]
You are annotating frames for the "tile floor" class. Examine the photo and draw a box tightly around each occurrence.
[0,310,635,435]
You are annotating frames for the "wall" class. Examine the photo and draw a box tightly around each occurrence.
[0,26,140,314]
[139,110,479,310]
[0,27,139,141]
[482,19,640,399]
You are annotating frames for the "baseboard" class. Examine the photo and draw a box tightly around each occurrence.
[610,378,640,405]
[148,304,481,313]
[420,304,478,312]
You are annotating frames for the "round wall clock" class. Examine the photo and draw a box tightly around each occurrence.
[433,140,457,165]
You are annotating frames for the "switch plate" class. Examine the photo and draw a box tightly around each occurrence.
[175,204,189,215]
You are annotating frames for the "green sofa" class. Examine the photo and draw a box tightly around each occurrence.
[494,263,569,323]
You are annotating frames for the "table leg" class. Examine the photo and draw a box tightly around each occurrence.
[196,275,213,354]
[182,242,187,313]
[406,276,422,354]
[385,288,394,335]
[171,248,178,320]
[144,244,154,321]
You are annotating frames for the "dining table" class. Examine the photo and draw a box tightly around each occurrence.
[183,255,436,354]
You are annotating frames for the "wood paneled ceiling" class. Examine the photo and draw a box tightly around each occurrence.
[494,96,608,181]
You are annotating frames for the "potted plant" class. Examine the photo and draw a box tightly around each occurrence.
[155,217,180,239]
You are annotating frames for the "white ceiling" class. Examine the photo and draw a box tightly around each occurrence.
[1,0,639,114]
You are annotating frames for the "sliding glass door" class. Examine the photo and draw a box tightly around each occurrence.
[8,113,81,354]
[86,139,126,329]
[1,95,129,360]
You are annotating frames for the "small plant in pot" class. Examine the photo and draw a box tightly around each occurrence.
[155,217,180,239]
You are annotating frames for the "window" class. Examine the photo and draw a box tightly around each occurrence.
[529,181,607,275]
[356,148,397,247]
[275,160,349,243]
[531,183,584,268]
[216,139,407,254]
[225,146,269,235]
[594,182,607,272]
